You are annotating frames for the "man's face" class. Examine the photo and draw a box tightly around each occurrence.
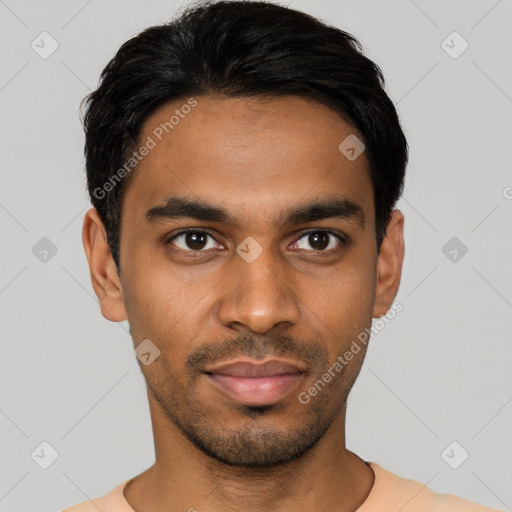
[112,95,391,467]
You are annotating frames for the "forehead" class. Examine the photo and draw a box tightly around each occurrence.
[121,95,374,230]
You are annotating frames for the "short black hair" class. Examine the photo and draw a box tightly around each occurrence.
[81,0,408,273]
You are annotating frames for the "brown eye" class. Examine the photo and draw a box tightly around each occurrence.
[168,230,220,252]
[294,230,345,252]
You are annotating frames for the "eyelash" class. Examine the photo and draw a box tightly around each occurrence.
[165,228,348,253]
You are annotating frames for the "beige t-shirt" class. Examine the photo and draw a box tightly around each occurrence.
[62,461,503,511]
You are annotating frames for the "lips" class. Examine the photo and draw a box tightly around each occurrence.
[204,359,305,377]
[204,358,307,406]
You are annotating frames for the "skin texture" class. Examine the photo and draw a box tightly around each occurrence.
[82,95,405,512]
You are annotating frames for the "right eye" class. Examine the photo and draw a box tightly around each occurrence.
[166,229,224,253]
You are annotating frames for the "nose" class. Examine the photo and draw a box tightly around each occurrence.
[218,244,300,334]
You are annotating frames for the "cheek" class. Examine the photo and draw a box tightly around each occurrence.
[121,260,215,358]
[304,259,376,329]
[300,260,376,373]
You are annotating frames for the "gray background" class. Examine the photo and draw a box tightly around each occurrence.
[0,0,511,511]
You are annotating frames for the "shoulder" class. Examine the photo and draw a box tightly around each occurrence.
[61,481,130,512]
[430,492,503,511]
[359,462,503,512]
[62,499,105,512]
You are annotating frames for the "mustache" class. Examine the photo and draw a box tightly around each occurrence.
[185,331,329,376]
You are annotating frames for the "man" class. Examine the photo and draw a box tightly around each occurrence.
[63,1,501,510]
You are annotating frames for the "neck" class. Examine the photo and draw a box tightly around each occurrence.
[123,392,374,512]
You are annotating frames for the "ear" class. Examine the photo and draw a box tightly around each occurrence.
[372,209,405,318]
[82,208,127,322]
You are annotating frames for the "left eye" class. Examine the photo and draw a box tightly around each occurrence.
[293,230,344,252]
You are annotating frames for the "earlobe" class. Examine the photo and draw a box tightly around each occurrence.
[372,209,405,319]
[82,208,127,322]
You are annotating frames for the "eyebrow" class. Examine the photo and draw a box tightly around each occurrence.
[144,195,365,229]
